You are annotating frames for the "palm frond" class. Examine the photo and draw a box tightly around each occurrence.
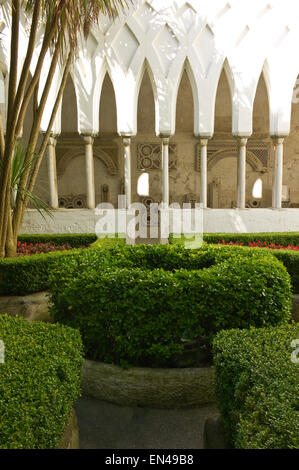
[24,0,133,53]
[8,143,52,219]
[16,185,53,220]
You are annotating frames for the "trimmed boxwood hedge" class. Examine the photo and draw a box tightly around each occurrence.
[171,234,299,293]
[18,233,97,248]
[213,324,299,449]
[0,315,83,449]
[170,232,299,246]
[0,249,84,296]
[49,244,292,367]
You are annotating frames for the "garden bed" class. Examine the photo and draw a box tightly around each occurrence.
[0,315,83,449]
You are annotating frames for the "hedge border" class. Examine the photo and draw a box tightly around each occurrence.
[169,233,299,294]
[213,324,299,449]
[0,315,83,449]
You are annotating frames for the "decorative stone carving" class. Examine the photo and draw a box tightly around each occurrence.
[196,138,270,173]
[58,195,87,209]
[246,199,262,208]
[138,143,177,170]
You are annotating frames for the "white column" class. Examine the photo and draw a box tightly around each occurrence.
[199,138,209,208]
[272,140,277,208]
[272,137,284,209]
[84,135,95,209]
[123,137,132,209]
[236,137,248,209]
[47,136,58,209]
[161,136,170,207]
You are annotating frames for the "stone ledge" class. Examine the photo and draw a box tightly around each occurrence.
[57,409,80,449]
[81,359,216,409]
[0,292,52,322]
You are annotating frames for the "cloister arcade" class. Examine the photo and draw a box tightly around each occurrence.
[2,0,299,233]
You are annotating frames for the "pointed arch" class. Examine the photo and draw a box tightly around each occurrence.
[175,62,195,133]
[61,73,78,133]
[135,60,158,134]
[99,72,117,134]
[214,63,233,133]
[253,71,270,134]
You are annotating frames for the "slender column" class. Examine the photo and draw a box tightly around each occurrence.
[47,136,58,209]
[236,137,248,209]
[272,137,284,209]
[272,140,277,208]
[161,136,170,207]
[199,138,209,208]
[84,135,95,209]
[123,136,132,209]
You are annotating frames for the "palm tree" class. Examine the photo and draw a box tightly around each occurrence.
[0,0,130,257]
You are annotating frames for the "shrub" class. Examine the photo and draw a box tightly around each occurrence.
[269,250,299,294]
[169,232,299,247]
[171,236,299,294]
[213,324,299,449]
[90,235,126,249]
[49,245,292,367]
[0,249,83,296]
[0,315,83,449]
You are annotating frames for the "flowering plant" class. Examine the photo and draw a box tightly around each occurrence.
[218,240,299,251]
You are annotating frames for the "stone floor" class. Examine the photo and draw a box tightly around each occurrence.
[75,397,222,450]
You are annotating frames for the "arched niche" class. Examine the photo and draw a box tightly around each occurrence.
[208,150,264,209]
[99,73,117,134]
[57,149,118,179]
[57,149,120,208]
[214,68,232,133]
[253,73,270,134]
[175,69,194,133]
[137,69,155,134]
[208,149,265,173]
[61,75,78,133]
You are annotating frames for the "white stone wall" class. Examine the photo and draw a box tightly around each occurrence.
[20,208,299,235]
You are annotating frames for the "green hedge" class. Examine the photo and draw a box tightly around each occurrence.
[0,249,83,296]
[49,245,292,367]
[170,235,299,294]
[18,233,97,248]
[0,315,83,449]
[213,324,299,449]
[269,250,299,294]
[170,232,299,246]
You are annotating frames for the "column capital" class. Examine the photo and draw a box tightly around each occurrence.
[236,136,248,147]
[82,135,94,145]
[159,132,171,142]
[122,136,131,147]
[48,136,57,147]
[161,137,170,146]
[271,136,285,145]
[199,138,209,147]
